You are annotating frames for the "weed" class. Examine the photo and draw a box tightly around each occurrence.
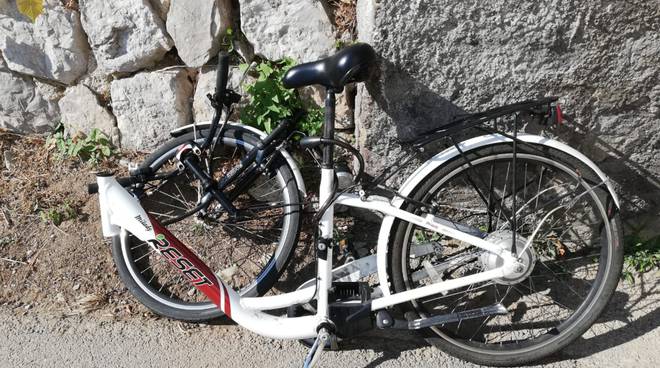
[0,236,11,247]
[413,229,443,244]
[192,222,206,236]
[39,200,78,226]
[46,124,115,166]
[298,108,324,137]
[622,232,660,283]
[334,39,356,50]
[240,59,324,137]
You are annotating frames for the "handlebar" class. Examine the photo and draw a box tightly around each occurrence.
[87,176,138,194]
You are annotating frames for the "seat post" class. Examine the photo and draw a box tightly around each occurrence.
[322,88,336,169]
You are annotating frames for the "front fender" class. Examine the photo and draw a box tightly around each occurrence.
[375,133,620,295]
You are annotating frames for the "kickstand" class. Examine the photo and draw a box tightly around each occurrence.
[302,328,331,368]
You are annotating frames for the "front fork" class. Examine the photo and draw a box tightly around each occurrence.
[176,143,238,218]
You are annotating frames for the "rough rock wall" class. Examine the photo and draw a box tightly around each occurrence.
[0,0,340,145]
[355,0,660,220]
[0,0,658,222]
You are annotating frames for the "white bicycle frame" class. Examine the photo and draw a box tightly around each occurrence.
[95,132,619,340]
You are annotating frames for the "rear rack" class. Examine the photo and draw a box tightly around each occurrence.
[366,96,564,250]
[409,96,560,148]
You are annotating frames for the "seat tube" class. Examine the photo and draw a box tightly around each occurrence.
[322,90,336,168]
[316,89,336,320]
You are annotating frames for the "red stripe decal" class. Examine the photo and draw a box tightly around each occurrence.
[556,104,564,125]
[147,215,229,313]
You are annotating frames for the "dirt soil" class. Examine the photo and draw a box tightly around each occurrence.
[0,271,657,368]
[0,130,333,317]
[0,130,149,318]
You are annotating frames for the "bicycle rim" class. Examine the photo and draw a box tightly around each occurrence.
[390,144,622,363]
[117,132,300,315]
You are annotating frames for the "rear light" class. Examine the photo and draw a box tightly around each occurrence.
[555,104,563,125]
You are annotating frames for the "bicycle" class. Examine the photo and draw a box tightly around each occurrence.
[89,43,623,367]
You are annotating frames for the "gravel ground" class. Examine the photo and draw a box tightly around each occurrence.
[0,272,657,368]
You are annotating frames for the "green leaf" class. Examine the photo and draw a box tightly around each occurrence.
[88,128,99,141]
[17,0,43,22]
[259,63,273,77]
[73,140,84,156]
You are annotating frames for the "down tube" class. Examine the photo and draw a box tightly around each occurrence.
[143,216,320,339]
[98,176,319,339]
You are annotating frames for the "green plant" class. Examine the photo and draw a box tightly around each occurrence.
[192,222,206,236]
[240,59,324,137]
[622,232,660,283]
[46,124,116,165]
[0,236,11,247]
[39,201,78,226]
[298,108,324,137]
[334,39,356,50]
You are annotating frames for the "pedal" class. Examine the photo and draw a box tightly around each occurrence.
[375,310,408,330]
[408,303,508,330]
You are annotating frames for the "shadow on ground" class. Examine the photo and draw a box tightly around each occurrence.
[209,57,659,367]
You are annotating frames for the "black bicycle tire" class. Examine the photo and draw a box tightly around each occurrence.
[112,127,301,322]
[389,142,624,366]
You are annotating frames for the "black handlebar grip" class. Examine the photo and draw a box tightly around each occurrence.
[87,176,137,195]
[215,52,230,101]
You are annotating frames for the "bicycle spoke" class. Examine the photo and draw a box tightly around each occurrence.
[397,150,614,351]
[121,138,299,306]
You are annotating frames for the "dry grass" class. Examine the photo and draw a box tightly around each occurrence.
[0,129,145,318]
[328,0,357,38]
[65,293,108,316]
[60,0,79,11]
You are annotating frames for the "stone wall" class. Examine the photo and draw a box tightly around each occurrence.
[1,0,658,223]
[0,0,339,143]
[355,0,660,221]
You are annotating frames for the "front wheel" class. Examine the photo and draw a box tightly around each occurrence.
[112,127,301,322]
[389,141,623,366]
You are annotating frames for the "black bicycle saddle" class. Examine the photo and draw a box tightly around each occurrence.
[282,43,376,92]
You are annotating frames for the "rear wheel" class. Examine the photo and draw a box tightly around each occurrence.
[112,127,301,322]
[389,142,623,366]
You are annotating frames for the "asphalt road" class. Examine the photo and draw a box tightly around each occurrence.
[1,273,657,368]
